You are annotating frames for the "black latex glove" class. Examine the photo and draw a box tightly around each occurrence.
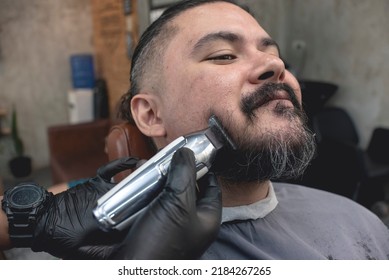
[31,157,140,259]
[111,147,222,259]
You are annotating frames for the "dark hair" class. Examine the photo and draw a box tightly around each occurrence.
[118,0,250,123]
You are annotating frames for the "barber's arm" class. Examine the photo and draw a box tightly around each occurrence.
[0,183,68,250]
[0,157,139,256]
[1,148,221,259]
[30,157,140,259]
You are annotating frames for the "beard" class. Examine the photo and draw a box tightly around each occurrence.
[211,82,316,184]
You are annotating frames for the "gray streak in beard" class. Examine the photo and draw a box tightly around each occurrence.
[211,98,316,184]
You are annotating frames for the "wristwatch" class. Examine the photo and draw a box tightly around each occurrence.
[1,182,52,247]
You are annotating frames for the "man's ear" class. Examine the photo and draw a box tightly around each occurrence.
[131,93,166,137]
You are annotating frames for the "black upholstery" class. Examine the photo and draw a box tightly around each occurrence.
[313,107,359,145]
[366,128,389,164]
[296,106,389,208]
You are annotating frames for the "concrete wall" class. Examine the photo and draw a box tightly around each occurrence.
[241,0,291,57]
[284,0,389,147]
[0,0,93,178]
[0,0,388,178]
[246,0,389,148]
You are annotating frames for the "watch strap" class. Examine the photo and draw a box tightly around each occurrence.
[2,185,52,248]
[7,210,37,247]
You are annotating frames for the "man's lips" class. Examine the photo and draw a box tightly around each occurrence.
[254,90,293,108]
[240,82,301,119]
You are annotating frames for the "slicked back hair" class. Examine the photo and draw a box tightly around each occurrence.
[118,0,250,123]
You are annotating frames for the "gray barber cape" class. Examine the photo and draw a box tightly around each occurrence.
[201,182,389,259]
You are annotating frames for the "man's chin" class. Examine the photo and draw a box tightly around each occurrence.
[211,147,288,183]
[211,123,316,184]
[211,148,263,183]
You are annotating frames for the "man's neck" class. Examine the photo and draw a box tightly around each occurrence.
[219,179,271,207]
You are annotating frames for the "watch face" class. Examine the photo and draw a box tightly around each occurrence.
[9,185,43,208]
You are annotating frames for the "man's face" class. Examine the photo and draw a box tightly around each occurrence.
[152,2,315,181]
[158,2,301,141]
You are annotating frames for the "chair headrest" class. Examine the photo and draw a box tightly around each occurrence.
[106,122,156,182]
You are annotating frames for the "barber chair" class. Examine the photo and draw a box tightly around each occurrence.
[298,80,338,123]
[299,106,389,208]
[105,122,155,182]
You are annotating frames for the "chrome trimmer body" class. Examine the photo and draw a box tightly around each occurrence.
[93,115,236,231]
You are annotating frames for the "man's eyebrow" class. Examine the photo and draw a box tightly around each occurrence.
[191,31,241,55]
[191,32,281,57]
[261,37,281,55]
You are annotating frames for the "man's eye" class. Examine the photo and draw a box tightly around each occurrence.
[207,54,236,61]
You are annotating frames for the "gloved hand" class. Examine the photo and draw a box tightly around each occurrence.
[111,148,222,259]
[31,157,140,259]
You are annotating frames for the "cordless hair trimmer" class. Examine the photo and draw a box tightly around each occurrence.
[93,115,236,231]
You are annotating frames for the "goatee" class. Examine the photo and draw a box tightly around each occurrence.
[211,82,316,183]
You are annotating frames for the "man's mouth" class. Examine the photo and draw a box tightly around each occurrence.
[257,90,293,108]
[240,82,301,118]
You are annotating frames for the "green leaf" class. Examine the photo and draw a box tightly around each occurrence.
[11,106,24,156]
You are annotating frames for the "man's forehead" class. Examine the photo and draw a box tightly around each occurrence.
[169,2,267,43]
[172,2,266,37]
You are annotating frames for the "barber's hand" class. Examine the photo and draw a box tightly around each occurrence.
[31,157,140,259]
[111,148,222,259]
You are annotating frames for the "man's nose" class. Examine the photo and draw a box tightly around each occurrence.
[249,53,286,84]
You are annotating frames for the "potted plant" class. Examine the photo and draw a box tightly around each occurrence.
[8,106,32,177]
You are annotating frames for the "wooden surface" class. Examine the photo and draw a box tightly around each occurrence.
[91,0,138,118]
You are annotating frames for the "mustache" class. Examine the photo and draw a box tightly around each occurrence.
[240,82,301,118]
